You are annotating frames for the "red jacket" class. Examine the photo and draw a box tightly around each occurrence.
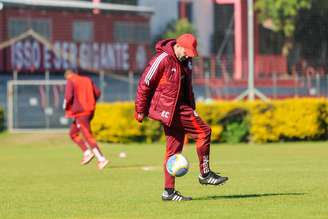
[64,74,101,118]
[135,39,195,127]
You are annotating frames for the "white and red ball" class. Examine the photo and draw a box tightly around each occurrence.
[166,154,189,177]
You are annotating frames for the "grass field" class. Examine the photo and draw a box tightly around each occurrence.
[0,132,327,219]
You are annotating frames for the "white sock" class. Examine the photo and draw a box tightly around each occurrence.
[83,149,92,156]
[92,148,106,162]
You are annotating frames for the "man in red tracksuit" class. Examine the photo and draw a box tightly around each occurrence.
[135,33,228,201]
[64,70,109,170]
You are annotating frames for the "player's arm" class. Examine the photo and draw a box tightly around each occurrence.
[135,53,168,122]
[63,79,74,110]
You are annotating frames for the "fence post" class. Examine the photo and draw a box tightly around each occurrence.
[99,70,105,102]
[272,73,277,99]
[7,80,13,131]
[129,70,134,101]
[13,70,17,129]
[45,70,50,129]
[205,71,210,100]
[316,73,320,97]
[294,74,299,97]
[13,70,17,81]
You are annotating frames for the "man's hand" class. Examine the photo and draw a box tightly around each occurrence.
[134,112,145,123]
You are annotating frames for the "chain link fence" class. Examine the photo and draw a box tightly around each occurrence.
[1,67,328,130]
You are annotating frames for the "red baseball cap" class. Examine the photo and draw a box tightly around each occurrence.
[176,33,198,57]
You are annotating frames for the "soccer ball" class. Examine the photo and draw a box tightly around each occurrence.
[166,154,189,177]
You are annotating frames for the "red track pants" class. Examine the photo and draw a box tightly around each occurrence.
[69,113,99,152]
[163,104,211,189]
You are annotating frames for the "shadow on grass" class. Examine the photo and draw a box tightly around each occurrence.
[194,192,306,201]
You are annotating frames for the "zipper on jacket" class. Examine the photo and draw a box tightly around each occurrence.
[168,63,181,126]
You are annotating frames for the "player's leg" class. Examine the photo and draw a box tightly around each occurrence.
[161,120,191,201]
[179,105,228,186]
[77,114,109,170]
[69,120,94,165]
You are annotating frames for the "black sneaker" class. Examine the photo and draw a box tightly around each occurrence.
[161,190,192,201]
[199,171,228,186]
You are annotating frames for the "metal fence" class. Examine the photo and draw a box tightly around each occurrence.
[1,70,328,130]
[195,73,328,100]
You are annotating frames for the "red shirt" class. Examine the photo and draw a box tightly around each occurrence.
[64,74,101,118]
[135,39,195,127]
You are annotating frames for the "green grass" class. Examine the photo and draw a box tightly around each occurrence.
[0,132,327,219]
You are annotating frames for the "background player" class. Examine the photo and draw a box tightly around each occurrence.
[64,69,109,170]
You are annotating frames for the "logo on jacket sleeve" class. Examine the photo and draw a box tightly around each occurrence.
[193,111,198,117]
[161,110,170,119]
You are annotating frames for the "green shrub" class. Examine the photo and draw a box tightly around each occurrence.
[92,102,162,143]
[92,98,328,143]
[215,107,249,143]
[221,120,249,144]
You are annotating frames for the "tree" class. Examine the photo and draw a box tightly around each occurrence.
[255,0,311,37]
[255,0,311,55]
[162,18,196,39]
[294,0,328,62]
[150,18,196,52]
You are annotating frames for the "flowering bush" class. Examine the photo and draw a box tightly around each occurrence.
[92,98,328,143]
